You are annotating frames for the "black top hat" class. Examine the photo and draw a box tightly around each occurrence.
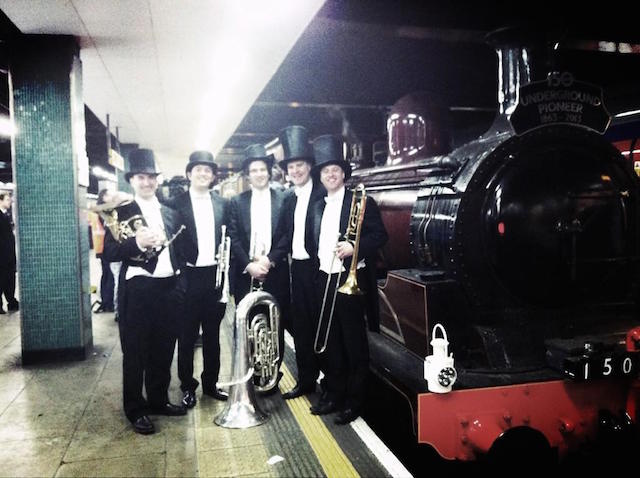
[186,150,217,175]
[242,144,274,173]
[311,135,351,180]
[125,148,160,181]
[278,125,314,170]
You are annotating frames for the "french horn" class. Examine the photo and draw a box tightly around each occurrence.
[91,194,185,261]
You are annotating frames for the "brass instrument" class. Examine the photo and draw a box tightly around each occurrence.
[214,290,281,428]
[314,183,367,354]
[91,196,185,261]
[215,225,231,303]
[249,232,265,292]
[338,184,367,295]
[90,195,135,241]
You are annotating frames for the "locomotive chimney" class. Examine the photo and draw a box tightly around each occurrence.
[484,28,542,136]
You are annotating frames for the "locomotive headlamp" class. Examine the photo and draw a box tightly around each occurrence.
[424,324,457,393]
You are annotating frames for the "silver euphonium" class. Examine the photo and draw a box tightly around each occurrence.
[215,225,231,303]
[214,290,281,429]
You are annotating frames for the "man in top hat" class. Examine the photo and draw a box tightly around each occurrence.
[171,151,230,408]
[228,144,290,385]
[104,148,187,435]
[271,125,326,399]
[308,135,387,425]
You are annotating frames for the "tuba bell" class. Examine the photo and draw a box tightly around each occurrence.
[214,290,281,428]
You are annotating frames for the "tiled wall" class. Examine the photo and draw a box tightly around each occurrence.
[11,36,91,361]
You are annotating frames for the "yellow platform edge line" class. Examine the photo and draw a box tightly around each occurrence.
[279,364,360,478]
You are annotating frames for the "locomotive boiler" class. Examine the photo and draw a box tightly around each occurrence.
[352,32,640,463]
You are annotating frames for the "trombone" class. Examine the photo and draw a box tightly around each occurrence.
[314,184,367,353]
[215,225,231,303]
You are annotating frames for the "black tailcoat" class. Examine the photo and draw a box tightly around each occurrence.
[310,189,388,331]
[171,189,230,392]
[228,187,290,300]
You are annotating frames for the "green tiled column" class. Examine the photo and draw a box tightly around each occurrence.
[10,35,92,364]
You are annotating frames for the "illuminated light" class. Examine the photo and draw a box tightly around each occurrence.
[92,166,117,182]
[0,116,16,137]
[194,0,325,155]
[598,41,616,52]
[618,43,633,53]
[621,150,640,156]
[498,222,505,235]
[615,109,640,118]
[289,102,300,108]
[601,175,611,182]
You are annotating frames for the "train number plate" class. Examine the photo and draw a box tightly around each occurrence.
[564,352,639,380]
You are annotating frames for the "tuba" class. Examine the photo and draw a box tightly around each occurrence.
[215,290,281,428]
[215,225,231,303]
[314,183,367,353]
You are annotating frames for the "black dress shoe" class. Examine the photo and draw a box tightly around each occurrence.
[282,383,315,400]
[150,402,187,416]
[0,308,5,315]
[181,390,197,408]
[334,408,360,425]
[202,387,228,401]
[310,399,339,415]
[132,415,155,435]
[7,301,19,311]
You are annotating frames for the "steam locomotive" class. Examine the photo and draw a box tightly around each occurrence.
[351,34,640,463]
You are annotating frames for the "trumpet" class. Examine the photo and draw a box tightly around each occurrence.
[215,225,231,303]
[249,232,266,292]
[314,184,367,353]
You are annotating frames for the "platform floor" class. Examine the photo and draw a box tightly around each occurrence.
[0,261,411,477]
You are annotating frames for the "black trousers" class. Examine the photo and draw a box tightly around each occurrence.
[119,275,179,422]
[177,266,226,392]
[0,267,16,307]
[99,256,114,310]
[317,270,369,411]
[290,259,320,388]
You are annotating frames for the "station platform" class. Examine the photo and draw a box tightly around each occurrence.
[0,296,412,477]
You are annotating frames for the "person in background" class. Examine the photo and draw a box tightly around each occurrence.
[309,135,388,425]
[104,148,186,435]
[0,191,18,313]
[95,189,115,313]
[172,151,230,408]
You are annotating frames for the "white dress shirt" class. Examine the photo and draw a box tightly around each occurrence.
[250,187,272,256]
[125,196,175,280]
[189,188,216,267]
[318,186,346,274]
[292,179,313,260]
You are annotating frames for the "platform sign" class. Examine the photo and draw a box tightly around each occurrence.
[109,148,124,170]
[510,72,610,135]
